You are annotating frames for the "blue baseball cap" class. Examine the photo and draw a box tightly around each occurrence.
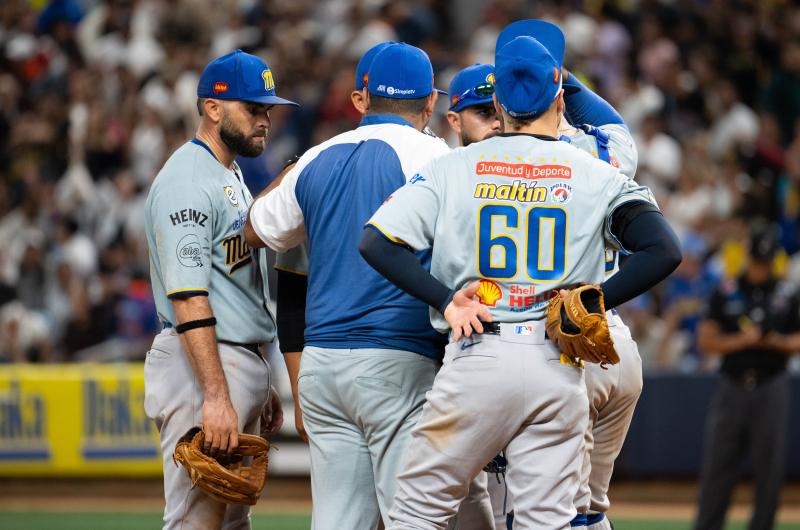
[496,20,580,95]
[494,36,562,118]
[448,63,496,112]
[368,43,447,99]
[356,42,395,90]
[198,49,298,106]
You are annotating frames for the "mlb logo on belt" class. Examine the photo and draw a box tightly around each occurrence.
[514,325,533,335]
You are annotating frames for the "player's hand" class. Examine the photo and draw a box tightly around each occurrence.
[293,395,309,445]
[740,325,762,347]
[260,385,284,438]
[202,398,239,457]
[444,281,493,341]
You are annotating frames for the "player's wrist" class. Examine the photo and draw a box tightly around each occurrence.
[203,389,233,405]
[437,289,457,315]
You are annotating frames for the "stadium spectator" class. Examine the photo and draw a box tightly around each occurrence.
[0,0,798,369]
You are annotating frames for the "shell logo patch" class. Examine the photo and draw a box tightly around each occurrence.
[486,73,495,84]
[262,70,274,91]
[452,94,460,106]
[553,67,560,84]
[476,279,502,307]
[213,82,228,95]
[363,72,369,87]
[549,183,573,204]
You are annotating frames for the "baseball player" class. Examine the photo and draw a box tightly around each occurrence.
[143,50,293,530]
[359,36,682,530]
[245,43,496,529]
[271,43,494,530]
[272,40,396,444]
[492,21,643,530]
[444,63,512,529]
[446,63,502,147]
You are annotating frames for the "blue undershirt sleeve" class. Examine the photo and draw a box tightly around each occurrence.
[563,74,628,131]
[359,227,456,315]
[601,210,682,309]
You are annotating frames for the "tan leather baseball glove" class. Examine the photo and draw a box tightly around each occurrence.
[545,284,619,367]
[172,427,274,506]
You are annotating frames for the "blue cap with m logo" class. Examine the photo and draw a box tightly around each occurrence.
[198,49,298,106]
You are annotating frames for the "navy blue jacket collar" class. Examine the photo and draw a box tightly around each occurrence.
[359,114,416,129]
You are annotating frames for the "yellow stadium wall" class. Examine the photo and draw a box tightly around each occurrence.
[0,363,163,476]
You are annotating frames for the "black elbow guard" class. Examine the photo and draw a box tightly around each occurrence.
[276,270,308,354]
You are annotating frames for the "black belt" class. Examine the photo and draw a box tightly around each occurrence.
[219,341,263,359]
[481,322,502,335]
[164,323,263,360]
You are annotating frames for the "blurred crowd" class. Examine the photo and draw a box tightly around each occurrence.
[1,0,799,370]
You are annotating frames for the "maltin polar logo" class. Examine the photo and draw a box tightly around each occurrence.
[549,183,573,204]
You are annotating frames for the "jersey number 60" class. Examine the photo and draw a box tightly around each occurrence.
[477,204,567,282]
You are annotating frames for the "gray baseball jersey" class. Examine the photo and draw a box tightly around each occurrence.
[275,240,309,276]
[368,134,656,333]
[562,123,637,179]
[562,123,638,277]
[145,139,276,344]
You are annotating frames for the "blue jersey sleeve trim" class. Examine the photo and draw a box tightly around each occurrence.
[166,288,210,298]
[365,222,411,247]
[359,114,416,129]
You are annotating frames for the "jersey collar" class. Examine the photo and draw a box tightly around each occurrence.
[190,138,243,183]
[498,133,559,141]
[359,114,416,129]
[191,137,217,159]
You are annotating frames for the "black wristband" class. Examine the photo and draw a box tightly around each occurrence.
[175,317,217,334]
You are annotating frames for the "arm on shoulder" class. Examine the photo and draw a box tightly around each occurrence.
[244,161,305,250]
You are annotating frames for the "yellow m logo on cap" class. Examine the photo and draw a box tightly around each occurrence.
[262,70,274,91]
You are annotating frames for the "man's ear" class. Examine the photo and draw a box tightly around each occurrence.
[556,89,565,117]
[492,93,503,116]
[424,91,438,118]
[204,98,224,124]
[446,111,462,135]
[492,93,508,127]
[351,90,366,115]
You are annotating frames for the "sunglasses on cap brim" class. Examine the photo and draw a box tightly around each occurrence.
[450,82,495,110]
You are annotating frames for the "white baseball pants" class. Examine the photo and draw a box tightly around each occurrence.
[388,323,588,530]
[144,327,271,530]
[298,345,494,530]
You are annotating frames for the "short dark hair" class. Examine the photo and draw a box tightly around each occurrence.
[504,102,552,130]
[197,98,205,116]
[369,93,429,116]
